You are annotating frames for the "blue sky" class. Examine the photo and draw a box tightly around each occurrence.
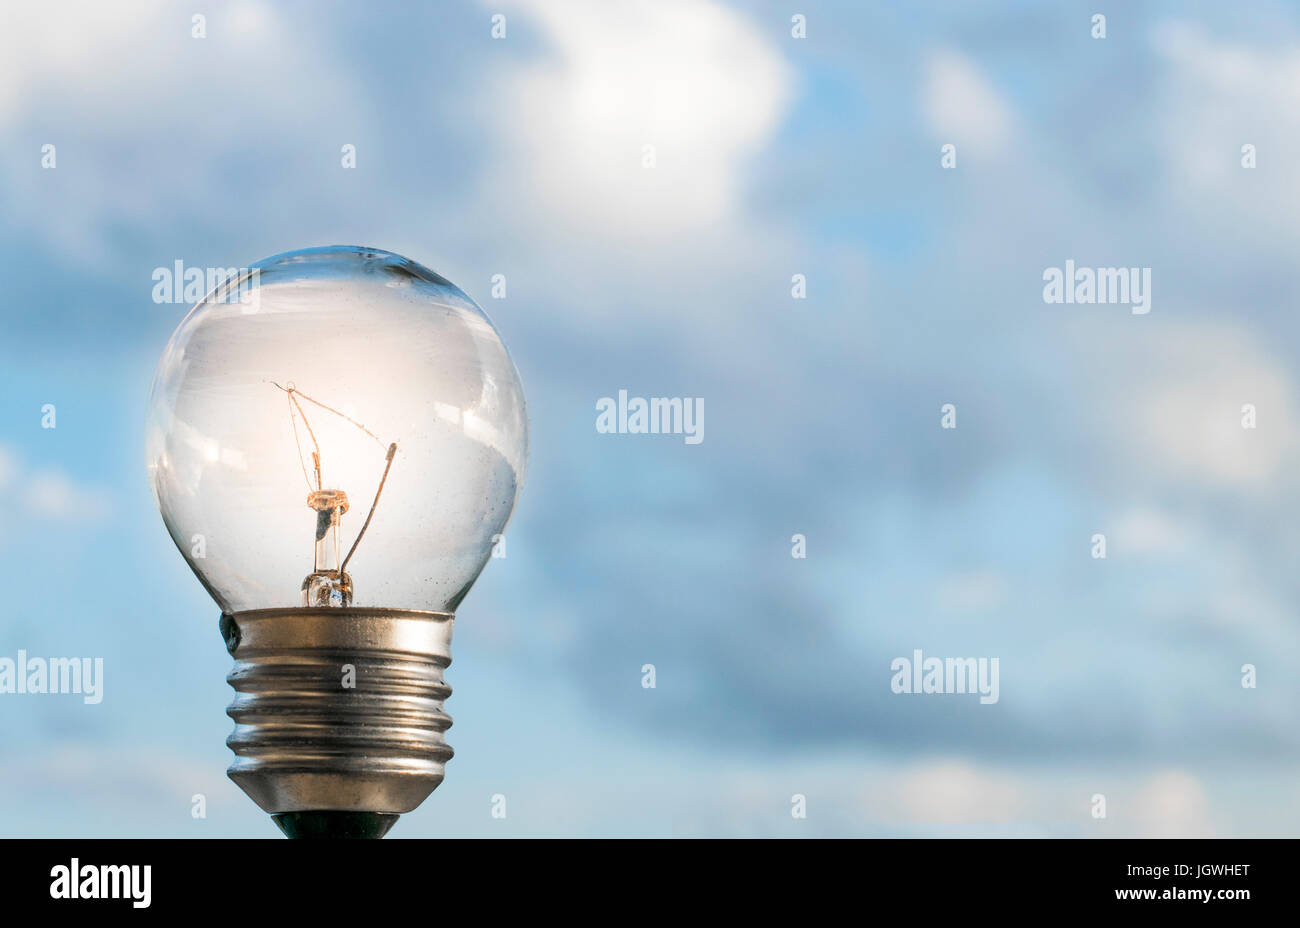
[3,0,1300,837]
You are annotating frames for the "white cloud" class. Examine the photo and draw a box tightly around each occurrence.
[24,471,113,522]
[1112,507,1195,556]
[229,1,272,36]
[892,759,1026,824]
[1150,22,1300,244]
[923,49,1013,157]
[1084,321,1298,490]
[1137,330,1295,487]
[485,0,793,236]
[0,1,167,121]
[0,2,291,123]
[0,445,16,489]
[1133,770,1214,837]
[0,446,112,523]
[659,755,1251,836]
[0,1,363,262]
[0,743,244,837]
[932,570,1008,613]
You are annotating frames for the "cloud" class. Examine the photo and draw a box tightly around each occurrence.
[922,49,1014,157]
[1102,322,1297,490]
[1132,770,1214,837]
[893,759,1026,824]
[484,0,793,236]
[0,0,365,263]
[659,755,1264,837]
[0,742,254,837]
[0,445,16,490]
[931,570,1009,614]
[1111,508,1195,556]
[1151,21,1300,190]
[1148,20,1300,254]
[0,445,112,524]
[0,0,165,122]
[25,471,113,522]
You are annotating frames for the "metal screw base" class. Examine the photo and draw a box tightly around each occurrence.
[220,607,454,835]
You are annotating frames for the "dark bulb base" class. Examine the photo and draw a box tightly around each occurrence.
[272,811,400,840]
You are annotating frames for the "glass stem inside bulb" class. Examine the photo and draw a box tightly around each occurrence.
[305,489,352,606]
[314,504,341,572]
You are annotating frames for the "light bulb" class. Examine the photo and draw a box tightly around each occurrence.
[146,246,528,837]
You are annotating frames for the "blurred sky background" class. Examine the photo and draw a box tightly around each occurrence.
[3,0,1300,837]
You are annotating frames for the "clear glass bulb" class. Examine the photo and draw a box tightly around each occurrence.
[146,246,528,615]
